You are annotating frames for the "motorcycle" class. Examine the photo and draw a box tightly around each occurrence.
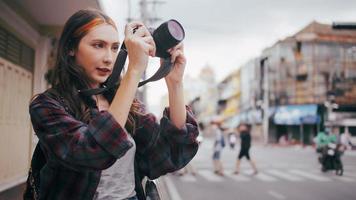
[318,143,344,176]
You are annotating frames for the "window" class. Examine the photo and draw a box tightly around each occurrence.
[0,26,34,72]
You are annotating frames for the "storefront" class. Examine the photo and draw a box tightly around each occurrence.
[273,104,320,145]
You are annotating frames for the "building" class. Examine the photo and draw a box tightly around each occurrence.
[219,59,264,140]
[0,0,102,194]
[218,21,356,144]
[260,21,356,144]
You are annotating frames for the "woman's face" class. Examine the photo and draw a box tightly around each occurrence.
[75,24,119,88]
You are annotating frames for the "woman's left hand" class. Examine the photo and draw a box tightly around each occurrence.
[163,43,186,85]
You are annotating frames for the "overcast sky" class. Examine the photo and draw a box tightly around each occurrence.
[101,0,356,111]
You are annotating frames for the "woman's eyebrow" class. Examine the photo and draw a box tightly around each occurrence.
[91,39,120,45]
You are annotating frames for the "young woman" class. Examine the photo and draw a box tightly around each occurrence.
[25,9,199,200]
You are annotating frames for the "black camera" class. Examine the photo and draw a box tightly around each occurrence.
[150,19,185,58]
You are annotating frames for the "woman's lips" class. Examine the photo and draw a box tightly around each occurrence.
[96,68,111,74]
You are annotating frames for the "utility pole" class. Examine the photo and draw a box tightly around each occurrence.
[138,0,165,105]
[261,57,269,145]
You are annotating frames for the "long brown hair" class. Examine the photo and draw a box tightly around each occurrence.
[49,9,141,134]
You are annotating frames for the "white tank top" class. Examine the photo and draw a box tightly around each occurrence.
[96,134,136,200]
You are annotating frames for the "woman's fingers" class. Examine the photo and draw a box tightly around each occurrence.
[124,21,156,56]
[142,36,156,56]
[125,21,151,37]
[170,49,183,63]
[134,26,150,37]
[168,42,184,53]
[125,21,144,36]
[168,43,185,62]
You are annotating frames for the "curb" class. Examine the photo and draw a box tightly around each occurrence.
[157,175,186,200]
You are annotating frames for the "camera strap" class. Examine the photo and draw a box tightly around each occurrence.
[78,44,173,96]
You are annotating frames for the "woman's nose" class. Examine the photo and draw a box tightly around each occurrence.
[103,49,114,65]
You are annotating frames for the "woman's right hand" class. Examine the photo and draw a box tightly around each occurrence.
[124,22,156,75]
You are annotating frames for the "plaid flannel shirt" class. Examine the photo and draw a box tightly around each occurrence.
[29,89,199,200]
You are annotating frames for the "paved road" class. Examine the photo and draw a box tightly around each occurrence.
[164,138,356,200]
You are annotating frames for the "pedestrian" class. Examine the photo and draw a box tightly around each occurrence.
[211,121,225,176]
[24,9,199,200]
[234,123,258,175]
[340,130,353,150]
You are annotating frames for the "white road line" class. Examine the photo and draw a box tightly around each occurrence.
[198,170,224,182]
[225,170,251,182]
[164,176,182,200]
[268,190,286,200]
[267,169,304,181]
[253,172,278,182]
[289,169,331,181]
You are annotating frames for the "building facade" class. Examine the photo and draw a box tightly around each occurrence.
[218,21,356,144]
[0,0,102,192]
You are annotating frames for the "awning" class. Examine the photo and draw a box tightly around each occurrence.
[273,104,319,125]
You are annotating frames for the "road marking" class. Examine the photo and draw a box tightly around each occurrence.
[253,172,278,182]
[225,170,251,182]
[267,169,304,181]
[289,169,331,181]
[268,190,286,200]
[198,170,224,182]
[164,176,182,200]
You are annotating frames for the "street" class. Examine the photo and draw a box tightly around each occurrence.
[164,138,356,200]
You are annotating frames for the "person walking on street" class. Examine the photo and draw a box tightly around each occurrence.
[234,123,258,175]
[340,131,353,150]
[211,121,225,176]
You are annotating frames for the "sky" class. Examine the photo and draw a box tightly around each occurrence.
[101,0,356,112]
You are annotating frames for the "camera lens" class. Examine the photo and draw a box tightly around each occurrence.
[168,20,184,41]
[152,19,185,58]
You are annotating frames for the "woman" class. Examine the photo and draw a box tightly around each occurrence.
[211,121,225,176]
[25,9,199,200]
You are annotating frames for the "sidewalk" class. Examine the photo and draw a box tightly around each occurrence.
[0,183,25,200]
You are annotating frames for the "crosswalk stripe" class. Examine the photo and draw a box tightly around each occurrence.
[198,170,224,182]
[225,170,251,182]
[266,169,304,181]
[268,190,286,200]
[254,172,278,182]
[176,169,356,183]
[289,169,331,181]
